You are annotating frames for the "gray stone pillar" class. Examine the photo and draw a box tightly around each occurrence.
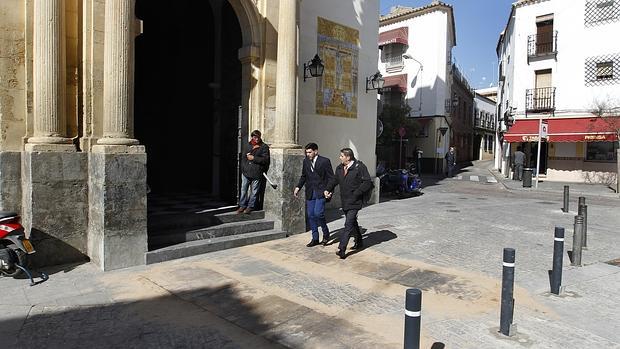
[263,0,304,235]
[98,0,138,145]
[22,0,88,267]
[88,145,147,270]
[88,0,147,270]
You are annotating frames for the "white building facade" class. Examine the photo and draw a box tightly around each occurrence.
[377,2,456,173]
[496,0,620,187]
[474,91,497,161]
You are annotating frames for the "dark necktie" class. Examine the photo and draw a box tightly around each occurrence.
[344,165,348,177]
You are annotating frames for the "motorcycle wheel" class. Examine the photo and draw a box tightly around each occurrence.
[0,245,26,277]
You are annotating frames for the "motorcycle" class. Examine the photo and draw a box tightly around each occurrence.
[0,211,48,285]
[378,164,422,197]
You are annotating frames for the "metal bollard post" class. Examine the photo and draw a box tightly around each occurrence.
[572,215,584,266]
[404,288,422,349]
[551,227,564,295]
[562,186,569,213]
[500,248,516,336]
[582,205,588,248]
[578,196,585,207]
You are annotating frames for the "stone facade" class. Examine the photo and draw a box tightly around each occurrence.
[0,0,380,270]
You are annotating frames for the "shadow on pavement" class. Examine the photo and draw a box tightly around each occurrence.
[1,283,287,349]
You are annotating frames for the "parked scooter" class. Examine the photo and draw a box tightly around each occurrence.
[0,211,48,285]
[378,164,422,197]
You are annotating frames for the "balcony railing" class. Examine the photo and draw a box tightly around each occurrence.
[527,31,558,58]
[526,87,556,113]
[384,55,404,71]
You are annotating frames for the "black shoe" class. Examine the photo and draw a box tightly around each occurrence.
[335,249,346,259]
[351,241,364,250]
[320,237,330,246]
[306,240,320,247]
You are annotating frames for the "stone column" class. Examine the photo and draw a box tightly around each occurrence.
[23,0,89,268]
[28,0,71,145]
[89,0,147,270]
[273,0,299,147]
[98,0,138,145]
[263,0,304,235]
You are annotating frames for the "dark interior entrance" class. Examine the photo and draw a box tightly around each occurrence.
[135,0,242,206]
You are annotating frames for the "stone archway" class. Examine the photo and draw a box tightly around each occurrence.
[133,0,256,206]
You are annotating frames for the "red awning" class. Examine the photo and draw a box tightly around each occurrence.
[378,27,408,47]
[382,74,407,93]
[504,117,619,142]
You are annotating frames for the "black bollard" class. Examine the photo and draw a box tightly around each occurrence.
[500,248,516,336]
[562,186,569,212]
[582,205,588,248]
[578,196,585,207]
[404,288,422,349]
[551,227,564,295]
[572,215,584,266]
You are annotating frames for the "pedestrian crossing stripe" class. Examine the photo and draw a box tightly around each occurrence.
[470,175,479,182]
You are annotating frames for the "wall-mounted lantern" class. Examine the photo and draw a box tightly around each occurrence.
[365,72,385,93]
[303,54,324,82]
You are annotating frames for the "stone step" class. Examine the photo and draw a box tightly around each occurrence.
[148,210,265,232]
[146,230,287,264]
[148,219,275,247]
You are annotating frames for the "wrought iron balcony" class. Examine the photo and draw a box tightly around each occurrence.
[525,87,556,113]
[527,31,558,59]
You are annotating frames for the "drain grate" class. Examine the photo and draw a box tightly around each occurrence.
[446,209,460,213]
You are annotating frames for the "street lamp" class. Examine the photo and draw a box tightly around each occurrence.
[402,54,424,115]
[303,54,324,82]
[365,72,385,93]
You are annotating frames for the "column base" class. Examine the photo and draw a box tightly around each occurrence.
[263,147,305,235]
[97,137,140,146]
[27,136,73,145]
[22,150,89,267]
[88,146,147,271]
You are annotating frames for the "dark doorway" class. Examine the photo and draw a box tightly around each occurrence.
[473,134,482,160]
[135,0,242,206]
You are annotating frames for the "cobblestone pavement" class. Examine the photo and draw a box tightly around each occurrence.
[1,161,619,348]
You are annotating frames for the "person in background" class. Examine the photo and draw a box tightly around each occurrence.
[445,146,457,178]
[237,130,270,214]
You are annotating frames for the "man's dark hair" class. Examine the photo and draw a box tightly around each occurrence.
[340,147,355,160]
[516,146,522,151]
[305,142,318,151]
[251,130,261,138]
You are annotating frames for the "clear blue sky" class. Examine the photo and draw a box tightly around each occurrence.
[379,0,514,89]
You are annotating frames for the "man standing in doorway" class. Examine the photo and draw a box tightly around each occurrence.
[325,148,373,260]
[237,130,270,214]
[445,146,457,177]
[513,146,525,181]
[294,143,334,247]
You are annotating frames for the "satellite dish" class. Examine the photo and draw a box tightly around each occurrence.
[377,119,384,138]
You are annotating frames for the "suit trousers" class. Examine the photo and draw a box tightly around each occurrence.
[307,193,329,241]
[339,209,362,251]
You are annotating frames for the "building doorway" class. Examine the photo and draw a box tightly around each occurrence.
[134,0,243,209]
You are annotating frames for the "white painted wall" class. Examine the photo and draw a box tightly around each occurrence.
[378,9,452,117]
[298,0,380,176]
[509,0,620,117]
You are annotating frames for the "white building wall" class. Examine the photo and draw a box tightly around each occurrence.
[298,0,380,176]
[378,9,452,117]
[511,0,620,117]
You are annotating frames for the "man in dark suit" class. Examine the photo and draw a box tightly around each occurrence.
[325,148,373,259]
[294,143,334,247]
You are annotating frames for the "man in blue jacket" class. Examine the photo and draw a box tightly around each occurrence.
[325,148,373,259]
[294,143,334,247]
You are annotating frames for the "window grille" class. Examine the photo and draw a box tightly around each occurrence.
[585,0,619,26]
[585,53,620,86]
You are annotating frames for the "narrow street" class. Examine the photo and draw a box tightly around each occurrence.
[1,161,619,348]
